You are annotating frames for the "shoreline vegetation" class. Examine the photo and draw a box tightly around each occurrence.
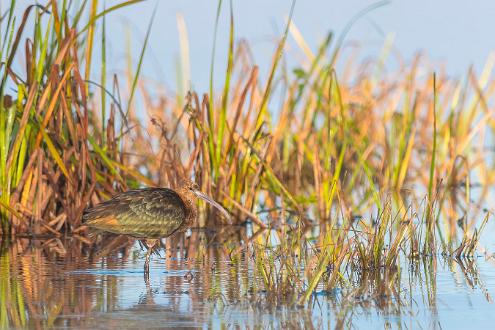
[0,0,493,310]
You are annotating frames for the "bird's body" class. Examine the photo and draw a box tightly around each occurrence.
[83,187,195,238]
[83,181,230,279]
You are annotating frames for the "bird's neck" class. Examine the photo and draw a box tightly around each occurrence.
[178,188,197,226]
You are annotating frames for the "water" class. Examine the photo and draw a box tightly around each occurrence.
[1,233,494,329]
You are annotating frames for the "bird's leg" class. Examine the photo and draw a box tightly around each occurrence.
[143,239,157,283]
[144,247,152,282]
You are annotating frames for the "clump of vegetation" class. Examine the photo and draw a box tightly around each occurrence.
[0,0,492,307]
[0,1,151,237]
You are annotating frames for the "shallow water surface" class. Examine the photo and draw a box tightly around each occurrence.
[1,235,494,329]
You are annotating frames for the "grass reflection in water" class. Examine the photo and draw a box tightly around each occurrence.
[1,227,494,329]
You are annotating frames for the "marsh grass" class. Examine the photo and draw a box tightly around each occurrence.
[0,0,493,308]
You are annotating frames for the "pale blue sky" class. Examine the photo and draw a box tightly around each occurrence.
[11,1,495,91]
[100,0,495,92]
[9,0,495,93]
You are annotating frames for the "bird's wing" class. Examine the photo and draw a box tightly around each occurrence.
[83,188,187,238]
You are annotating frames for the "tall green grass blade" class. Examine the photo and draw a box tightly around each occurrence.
[255,0,296,130]
[77,0,145,36]
[215,0,234,169]
[35,15,52,84]
[125,3,156,115]
[207,0,224,173]
[428,73,437,201]
[329,0,389,67]
[101,4,107,141]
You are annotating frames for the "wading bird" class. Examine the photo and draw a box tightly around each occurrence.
[83,180,230,276]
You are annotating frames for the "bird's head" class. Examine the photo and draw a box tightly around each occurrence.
[181,179,231,223]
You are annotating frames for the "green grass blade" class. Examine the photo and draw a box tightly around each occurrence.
[125,3,156,115]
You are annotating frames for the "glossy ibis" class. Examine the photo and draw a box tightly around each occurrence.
[83,180,230,276]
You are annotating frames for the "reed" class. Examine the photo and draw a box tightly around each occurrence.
[0,0,492,294]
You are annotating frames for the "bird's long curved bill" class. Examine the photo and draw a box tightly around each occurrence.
[193,190,232,223]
